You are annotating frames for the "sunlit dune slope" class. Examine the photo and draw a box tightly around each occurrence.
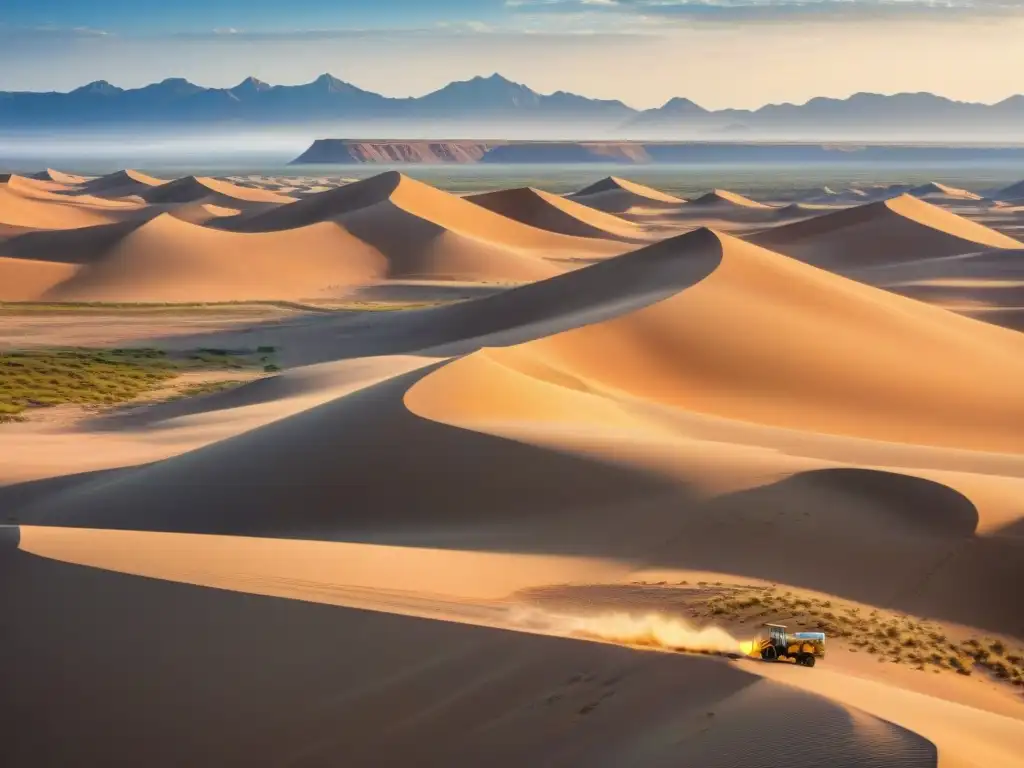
[688,189,770,209]
[412,228,1024,454]
[569,176,685,214]
[31,168,90,185]
[141,175,296,206]
[0,203,562,301]
[465,186,644,241]
[218,171,619,255]
[0,175,143,230]
[908,182,981,201]
[752,194,1022,269]
[79,169,165,198]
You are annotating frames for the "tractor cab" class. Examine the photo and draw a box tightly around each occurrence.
[756,623,825,667]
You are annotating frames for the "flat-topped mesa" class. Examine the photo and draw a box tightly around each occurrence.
[291,139,652,165]
[291,139,499,164]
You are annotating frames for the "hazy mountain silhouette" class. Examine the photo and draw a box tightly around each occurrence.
[1,73,1021,138]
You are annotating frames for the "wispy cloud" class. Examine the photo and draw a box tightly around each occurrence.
[0,24,112,40]
[505,0,1024,23]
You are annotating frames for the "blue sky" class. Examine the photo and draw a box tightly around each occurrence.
[2,0,1023,108]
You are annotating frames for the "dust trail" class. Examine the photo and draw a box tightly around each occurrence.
[507,606,745,656]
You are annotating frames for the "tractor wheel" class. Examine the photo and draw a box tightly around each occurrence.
[801,655,816,668]
[761,647,777,662]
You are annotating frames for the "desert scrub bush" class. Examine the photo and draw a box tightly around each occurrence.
[166,380,245,400]
[1,348,176,416]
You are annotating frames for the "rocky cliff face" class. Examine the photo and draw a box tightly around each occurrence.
[291,140,498,164]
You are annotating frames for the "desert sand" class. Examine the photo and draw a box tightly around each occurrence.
[2,168,1023,766]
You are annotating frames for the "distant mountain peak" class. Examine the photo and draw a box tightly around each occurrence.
[233,76,270,92]
[72,80,122,96]
[658,97,708,113]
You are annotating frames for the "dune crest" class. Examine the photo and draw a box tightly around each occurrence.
[142,175,296,206]
[569,176,685,213]
[688,189,770,209]
[465,186,644,241]
[753,193,1022,269]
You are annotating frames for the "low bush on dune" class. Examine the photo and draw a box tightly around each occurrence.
[679,584,1024,686]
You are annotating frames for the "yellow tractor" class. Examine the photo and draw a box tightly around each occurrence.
[754,623,825,667]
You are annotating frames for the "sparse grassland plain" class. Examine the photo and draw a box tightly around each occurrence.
[0,345,278,421]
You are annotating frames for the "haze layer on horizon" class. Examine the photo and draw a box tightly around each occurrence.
[2,0,1023,110]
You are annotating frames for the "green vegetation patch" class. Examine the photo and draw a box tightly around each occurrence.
[1,348,177,417]
[164,380,247,401]
[0,346,278,418]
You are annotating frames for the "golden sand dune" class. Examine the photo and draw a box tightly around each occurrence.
[0,176,144,230]
[222,171,623,258]
[773,202,838,219]
[752,193,1023,269]
[688,189,770,209]
[3,170,1024,766]
[18,231,1024,606]
[909,182,982,201]
[141,175,296,206]
[465,186,645,241]
[414,229,1024,454]
[79,168,165,198]
[31,168,89,185]
[0,206,560,301]
[568,176,685,214]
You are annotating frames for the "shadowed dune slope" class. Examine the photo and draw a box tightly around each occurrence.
[846,248,1024,330]
[752,194,1023,270]
[996,180,1024,199]
[465,186,644,241]
[141,175,296,206]
[79,169,165,198]
[689,189,770,209]
[569,177,685,214]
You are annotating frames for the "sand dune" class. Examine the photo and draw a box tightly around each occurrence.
[0,206,561,301]
[79,169,165,198]
[752,193,1023,269]
[848,248,1024,330]
[3,168,1023,766]
[0,176,143,230]
[688,189,770,209]
[774,202,835,219]
[909,182,982,201]
[569,177,685,214]
[31,168,89,185]
[217,172,621,273]
[465,186,645,241]
[8,214,384,302]
[995,180,1024,199]
[141,175,296,206]
[5,526,964,767]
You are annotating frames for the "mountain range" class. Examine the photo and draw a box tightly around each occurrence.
[2,73,1022,140]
